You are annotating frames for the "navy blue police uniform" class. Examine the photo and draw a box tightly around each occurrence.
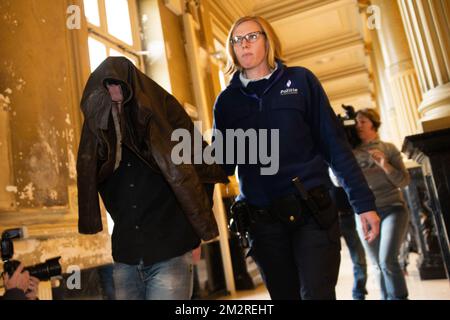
[213,61,376,299]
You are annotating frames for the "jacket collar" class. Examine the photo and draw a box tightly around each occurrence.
[229,60,285,90]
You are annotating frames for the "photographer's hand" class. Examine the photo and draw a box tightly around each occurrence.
[25,276,40,300]
[3,263,30,292]
[359,210,380,243]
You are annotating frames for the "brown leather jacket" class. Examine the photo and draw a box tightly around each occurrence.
[77,57,228,240]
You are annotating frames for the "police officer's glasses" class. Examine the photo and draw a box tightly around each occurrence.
[230,31,266,46]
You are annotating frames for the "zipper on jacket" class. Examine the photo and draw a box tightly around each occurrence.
[239,67,285,112]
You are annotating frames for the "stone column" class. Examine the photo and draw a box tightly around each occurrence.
[397,0,450,132]
[367,27,403,147]
[370,0,422,139]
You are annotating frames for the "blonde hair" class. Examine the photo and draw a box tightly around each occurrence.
[356,108,381,132]
[225,16,283,75]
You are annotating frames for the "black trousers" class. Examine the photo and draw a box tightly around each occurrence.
[248,206,341,300]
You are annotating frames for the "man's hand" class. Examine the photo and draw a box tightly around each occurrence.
[106,83,123,102]
[3,263,30,292]
[359,210,380,243]
[192,246,202,264]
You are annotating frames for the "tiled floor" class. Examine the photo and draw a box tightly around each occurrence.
[220,239,450,300]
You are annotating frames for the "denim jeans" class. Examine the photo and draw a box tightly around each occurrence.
[356,206,409,300]
[339,213,367,300]
[113,251,193,300]
[98,264,116,300]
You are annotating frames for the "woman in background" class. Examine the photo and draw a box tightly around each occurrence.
[354,108,410,300]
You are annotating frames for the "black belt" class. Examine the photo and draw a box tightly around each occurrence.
[248,194,308,225]
[248,185,329,225]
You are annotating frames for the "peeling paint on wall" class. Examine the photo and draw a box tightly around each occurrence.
[67,147,77,180]
[5,185,17,193]
[23,118,69,206]
[3,60,15,81]
[16,78,26,91]
[49,190,58,200]
[2,5,19,33]
[18,182,35,201]
[1,61,26,92]
[65,128,74,143]
[0,93,11,111]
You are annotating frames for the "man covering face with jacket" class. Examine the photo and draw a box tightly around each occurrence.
[76,57,228,300]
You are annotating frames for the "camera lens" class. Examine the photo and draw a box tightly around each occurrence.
[26,256,62,281]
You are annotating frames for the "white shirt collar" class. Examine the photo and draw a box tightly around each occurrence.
[239,63,278,87]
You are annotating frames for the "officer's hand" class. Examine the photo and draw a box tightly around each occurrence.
[359,211,380,243]
[3,263,30,292]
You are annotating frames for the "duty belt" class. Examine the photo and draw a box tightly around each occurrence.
[248,194,308,225]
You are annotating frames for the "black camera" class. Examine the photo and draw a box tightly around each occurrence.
[1,228,62,281]
[337,104,361,148]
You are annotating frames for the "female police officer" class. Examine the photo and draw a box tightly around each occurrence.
[212,16,380,300]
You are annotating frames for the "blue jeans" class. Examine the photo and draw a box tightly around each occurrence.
[356,206,409,300]
[113,251,194,300]
[339,213,367,300]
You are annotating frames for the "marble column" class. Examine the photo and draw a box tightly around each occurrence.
[397,0,450,132]
[371,0,422,139]
[367,25,403,147]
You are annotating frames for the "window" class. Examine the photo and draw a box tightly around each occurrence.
[105,0,133,45]
[83,0,100,26]
[83,0,142,71]
[87,37,107,72]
